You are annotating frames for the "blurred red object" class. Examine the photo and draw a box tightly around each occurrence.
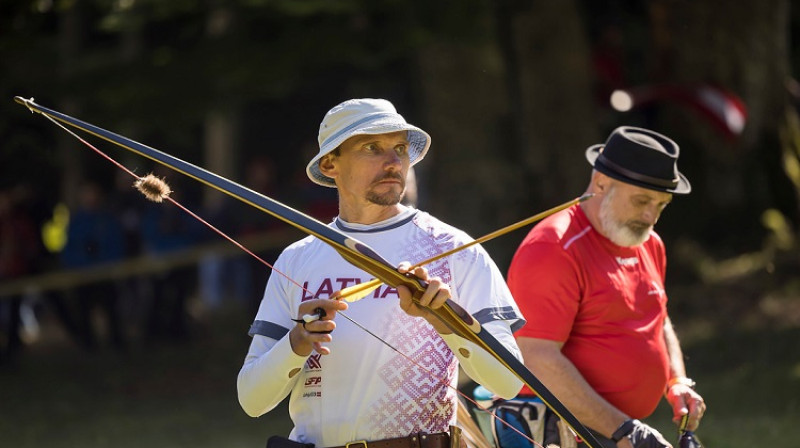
[610,83,747,141]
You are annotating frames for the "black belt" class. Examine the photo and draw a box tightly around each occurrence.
[328,432,451,448]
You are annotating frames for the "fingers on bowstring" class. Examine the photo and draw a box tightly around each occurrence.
[303,314,334,335]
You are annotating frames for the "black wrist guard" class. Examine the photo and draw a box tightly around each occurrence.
[611,419,637,443]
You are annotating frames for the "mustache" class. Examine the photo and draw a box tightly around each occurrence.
[373,173,405,183]
[626,221,653,232]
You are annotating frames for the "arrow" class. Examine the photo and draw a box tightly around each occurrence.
[338,194,592,302]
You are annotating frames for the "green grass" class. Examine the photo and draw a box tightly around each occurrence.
[1,306,798,447]
[0,306,293,448]
[646,326,800,447]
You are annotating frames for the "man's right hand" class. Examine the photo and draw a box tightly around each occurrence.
[624,420,672,448]
[395,262,452,334]
[288,298,348,356]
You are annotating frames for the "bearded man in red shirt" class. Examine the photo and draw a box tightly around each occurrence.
[506,127,706,448]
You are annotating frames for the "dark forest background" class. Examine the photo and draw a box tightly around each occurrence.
[1,1,799,447]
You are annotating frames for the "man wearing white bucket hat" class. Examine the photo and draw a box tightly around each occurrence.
[238,99,525,448]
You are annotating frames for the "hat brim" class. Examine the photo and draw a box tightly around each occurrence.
[585,144,691,195]
[307,122,430,188]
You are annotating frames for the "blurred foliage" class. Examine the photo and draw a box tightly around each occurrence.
[1,0,799,329]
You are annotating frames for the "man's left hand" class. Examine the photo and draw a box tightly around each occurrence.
[395,262,452,334]
[665,383,706,431]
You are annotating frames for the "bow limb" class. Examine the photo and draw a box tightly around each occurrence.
[15,96,602,448]
[13,97,416,286]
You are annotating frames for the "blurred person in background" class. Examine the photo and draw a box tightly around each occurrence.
[237,98,525,448]
[199,155,282,315]
[0,187,42,363]
[503,127,706,448]
[59,180,127,350]
[139,168,204,343]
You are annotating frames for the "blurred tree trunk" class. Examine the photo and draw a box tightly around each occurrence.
[204,110,239,208]
[57,2,86,208]
[416,0,597,267]
[203,7,239,212]
[416,19,527,268]
[116,1,145,171]
[650,0,797,245]
[508,0,599,203]
[415,12,515,242]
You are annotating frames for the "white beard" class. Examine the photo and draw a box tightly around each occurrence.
[598,187,652,247]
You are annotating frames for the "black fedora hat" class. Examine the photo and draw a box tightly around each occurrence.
[585,126,691,194]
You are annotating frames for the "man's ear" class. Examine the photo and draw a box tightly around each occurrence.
[592,171,610,194]
[319,153,337,179]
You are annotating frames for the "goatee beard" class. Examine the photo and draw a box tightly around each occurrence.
[366,189,404,206]
[367,174,405,206]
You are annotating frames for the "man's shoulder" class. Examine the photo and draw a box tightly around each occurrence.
[411,209,472,242]
[279,233,328,259]
[524,206,590,247]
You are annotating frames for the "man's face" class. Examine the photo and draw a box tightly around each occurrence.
[325,131,410,206]
[598,180,672,247]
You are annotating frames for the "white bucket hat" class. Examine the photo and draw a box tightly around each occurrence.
[307,98,431,187]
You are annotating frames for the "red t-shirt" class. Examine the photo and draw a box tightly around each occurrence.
[507,204,670,418]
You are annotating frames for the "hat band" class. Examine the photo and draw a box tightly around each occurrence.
[320,112,401,150]
[597,154,679,189]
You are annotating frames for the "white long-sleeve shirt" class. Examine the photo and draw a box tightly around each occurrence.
[238,207,524,447]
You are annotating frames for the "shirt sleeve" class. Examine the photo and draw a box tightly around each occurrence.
[440,320,523,399]
[237,334,308,417]
[442,243,524,398]
[507,240,581,341]
[451,243,526,330]
[237,250,308,417]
